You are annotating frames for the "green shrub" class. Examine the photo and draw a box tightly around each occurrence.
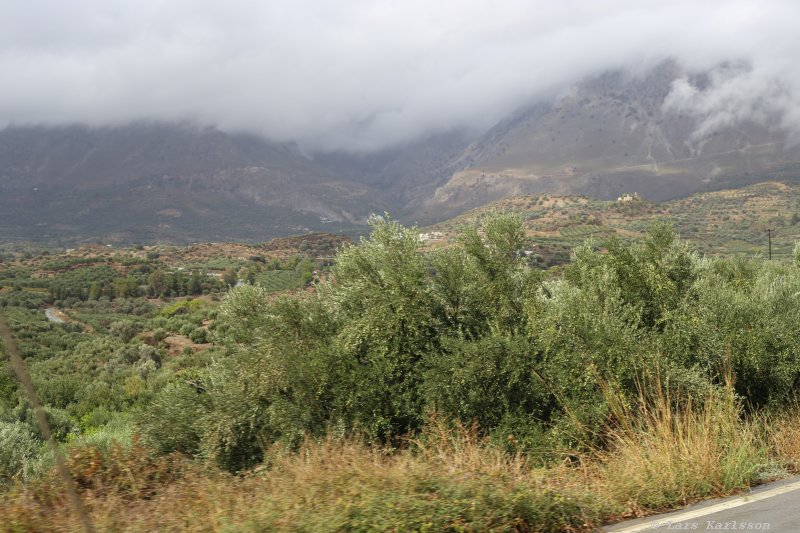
[0,421,41,486]
[424,334,549,435]
[152,328,167,342]
[188,328,207,344]
[109,320,141,343]
[138,382,207,456]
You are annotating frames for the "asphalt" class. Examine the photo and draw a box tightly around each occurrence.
[604,477,800,532]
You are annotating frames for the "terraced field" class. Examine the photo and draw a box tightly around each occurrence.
[558,225,616,239]
[429,181,800,259]
[256,270,305,293]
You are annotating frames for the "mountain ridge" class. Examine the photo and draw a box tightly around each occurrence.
[3,61,800,244]
[410,60,800,221]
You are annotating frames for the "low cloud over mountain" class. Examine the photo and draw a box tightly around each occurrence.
[2,1,800,152]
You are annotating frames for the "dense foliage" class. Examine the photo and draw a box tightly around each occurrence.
[0,237,338,489]
[6,216,800,530]
[137,215,800,473]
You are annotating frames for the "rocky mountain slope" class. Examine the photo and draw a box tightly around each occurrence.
[3,61,800,244]
[0,123,381,244]
[411,61,800,221]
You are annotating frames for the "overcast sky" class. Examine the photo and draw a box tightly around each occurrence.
[1,0,799,152]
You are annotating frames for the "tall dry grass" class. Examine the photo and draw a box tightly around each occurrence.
[764,405,800,475]
[0,425,603,532]
[587,379,768,515]
[4,384,798,532]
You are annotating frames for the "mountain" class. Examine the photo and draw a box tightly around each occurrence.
[0,123,383,244]
[409,61,800,222]
[3,60,800,244]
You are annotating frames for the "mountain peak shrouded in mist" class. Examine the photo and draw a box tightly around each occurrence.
[2,1,800,153]
[3,59,800,245]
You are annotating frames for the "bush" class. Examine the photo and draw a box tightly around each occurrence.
[138,382,207,456]
[109,320,141,343]
[0,421,40,486]
[188,328,207,344]
[424,334,549,435]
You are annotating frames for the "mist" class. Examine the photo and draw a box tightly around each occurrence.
[1,0,799,152]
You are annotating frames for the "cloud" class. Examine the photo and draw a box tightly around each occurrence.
[664,64,791,139]
[1,0,799,152]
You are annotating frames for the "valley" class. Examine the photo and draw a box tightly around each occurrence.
[4,201,800,531]
[5,3,800,531]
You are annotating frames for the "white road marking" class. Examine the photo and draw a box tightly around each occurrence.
[608,479,800,532]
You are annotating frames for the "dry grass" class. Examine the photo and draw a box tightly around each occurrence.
[5,389,800,532]
[0,428,601,532]
[587,382,768,516]
[765,406,800,473]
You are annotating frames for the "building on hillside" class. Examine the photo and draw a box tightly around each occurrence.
[616,192,639,203]
[419,231,444,242]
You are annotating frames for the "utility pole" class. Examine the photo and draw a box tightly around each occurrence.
[768,228,772,260]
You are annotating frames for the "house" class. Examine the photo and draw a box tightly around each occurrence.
[419,231,444,242]
[617,192,639,203]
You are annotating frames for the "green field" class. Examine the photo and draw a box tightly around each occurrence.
[256,270,306,292]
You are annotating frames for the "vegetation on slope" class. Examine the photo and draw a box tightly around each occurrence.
[3,213,800,530]
[428,181,800,263]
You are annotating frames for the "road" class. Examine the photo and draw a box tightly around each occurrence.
[44,307,65,323]
[604,477,800,532]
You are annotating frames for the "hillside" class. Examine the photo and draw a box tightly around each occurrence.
[428,181,800,261]
[0,233,347,280]
[6,212,800,531]
[411,61,800,221]
[0,124,374,245]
